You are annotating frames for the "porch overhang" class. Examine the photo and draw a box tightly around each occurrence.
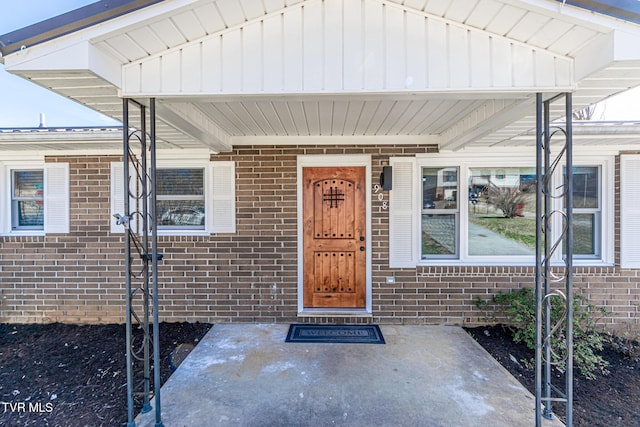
[2,0,640,151]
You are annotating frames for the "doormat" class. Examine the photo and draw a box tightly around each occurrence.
[285,324,385,344]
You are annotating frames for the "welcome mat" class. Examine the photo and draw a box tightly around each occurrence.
[285,324,385,344]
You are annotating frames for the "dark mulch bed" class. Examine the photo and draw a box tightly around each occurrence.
[466,325,640,427]
[0,322,211,426]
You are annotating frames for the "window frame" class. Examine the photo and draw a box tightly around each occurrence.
[556,160,612,265]
[1,161,47,236]
[156,166,207,232]
[110,159,236,236]
[421,166,460,260]
[466,165,537,258]
[155,160,211,235]
[412,153,613,266]
[11,169,45,231]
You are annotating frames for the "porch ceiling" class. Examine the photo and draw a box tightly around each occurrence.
[166,96,510,140]
[3,0,640,151]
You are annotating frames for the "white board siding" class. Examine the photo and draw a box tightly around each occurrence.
[264,14,285,93]
[283,5,304,92]
[122,0,573,96]
[181,43,202,93]
[389,158,417,268]
[620,155,640,268]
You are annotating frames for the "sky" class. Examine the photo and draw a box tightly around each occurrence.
[0,1,638,128]
[0,1,120,127]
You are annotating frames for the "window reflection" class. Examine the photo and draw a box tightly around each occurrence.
[422,167,459,258]
[12,170,44,229]
[468,167,535,256]
[156,168,205,229]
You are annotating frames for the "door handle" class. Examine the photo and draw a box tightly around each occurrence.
[359,236,365,241]
[360,246,365,251]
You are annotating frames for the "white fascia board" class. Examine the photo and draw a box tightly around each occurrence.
[505,0,632,32]
[3,41,90,71]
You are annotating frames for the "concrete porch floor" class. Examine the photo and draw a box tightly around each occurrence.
[136,324,564,427]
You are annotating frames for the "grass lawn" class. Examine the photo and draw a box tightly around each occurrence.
[470,215,594,254]
[470,215,537,249]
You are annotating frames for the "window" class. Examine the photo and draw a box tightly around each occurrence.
[422,167,459,259]
[157,168,205,230]
[468,167,536,256]
[110,161,236,235]
[1,162,69,235]
[389,154,612,267]
[567,166,600,258]
[11,170,44,230]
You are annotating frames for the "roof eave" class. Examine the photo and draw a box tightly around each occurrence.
[0,0,163,57]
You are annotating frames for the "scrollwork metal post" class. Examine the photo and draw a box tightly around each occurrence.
[120,98,163,427]
[535,93,574,426]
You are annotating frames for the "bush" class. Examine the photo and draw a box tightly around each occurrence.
[476,287,609,379]
[486,181,532,218]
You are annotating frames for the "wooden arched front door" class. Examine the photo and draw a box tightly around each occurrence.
[302,166,366,308]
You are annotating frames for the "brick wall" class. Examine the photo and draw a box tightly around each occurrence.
[0,155,125,323]
[0,148,638,332]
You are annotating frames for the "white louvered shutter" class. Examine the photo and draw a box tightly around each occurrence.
[389,158,417,268]
[110,162,138,234]
[110,162,125,234]
[44,163,69,234]
[211,161,236,233]
[621,155,640,268]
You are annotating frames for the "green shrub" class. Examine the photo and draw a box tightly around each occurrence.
[477,287,609,379]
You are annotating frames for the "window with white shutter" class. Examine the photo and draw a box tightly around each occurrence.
[110,160,236,234]
[0,162,69,235]
[387,152,613,267]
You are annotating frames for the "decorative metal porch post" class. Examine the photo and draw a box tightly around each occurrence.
[535,93,574,426]
[120,98,163,427]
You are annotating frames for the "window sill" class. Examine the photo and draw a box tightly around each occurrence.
[1,231,46,237]
[157,230,210,237]
[416,259,614,268]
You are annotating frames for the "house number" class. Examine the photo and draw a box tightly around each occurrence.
[373,184,388,210]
